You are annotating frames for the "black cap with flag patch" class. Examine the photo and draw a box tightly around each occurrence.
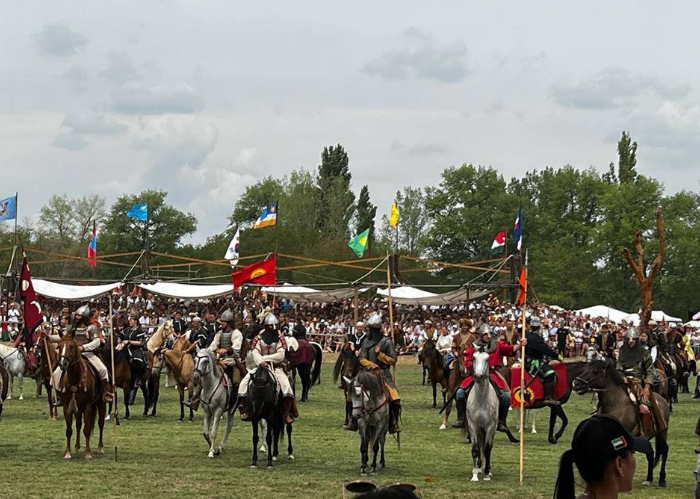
[572,414,652,456]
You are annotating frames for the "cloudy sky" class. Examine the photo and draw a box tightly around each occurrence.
[2,1,699,243]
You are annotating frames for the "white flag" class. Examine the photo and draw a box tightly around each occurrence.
[224,228,240,267]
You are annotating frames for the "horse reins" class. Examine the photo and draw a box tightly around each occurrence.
[353,385,388,416]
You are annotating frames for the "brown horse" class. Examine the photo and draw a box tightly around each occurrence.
[332,342,361,429]
[421,339,448,409]
[34,330,59,420]
[152,332,195,422]
[0,361,8,417]
[102,337,155,421]
[56,334,106,460]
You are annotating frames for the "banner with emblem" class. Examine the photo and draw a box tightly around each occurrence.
[232,254,276,290]
[16,256,42,349]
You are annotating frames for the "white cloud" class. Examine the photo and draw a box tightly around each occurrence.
[52,114,127,150]
[33,23,88,57]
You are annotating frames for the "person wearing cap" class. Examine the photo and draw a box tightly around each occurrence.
[184,316,209,356]
[237,313,295,424]
[348,321,367,355]
[554,414,650,498]
[456,323,521,441]
[424,319,437,341]
[525,316,564,406]
[448,318,477,428]
[618,326,666,436]
[51,304,113,403]
[355,312,401,434]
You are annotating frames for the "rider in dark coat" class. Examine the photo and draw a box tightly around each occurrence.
[119,314,147,379]
[524,317,563,405]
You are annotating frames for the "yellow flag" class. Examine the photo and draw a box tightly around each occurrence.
[389,203,399,228]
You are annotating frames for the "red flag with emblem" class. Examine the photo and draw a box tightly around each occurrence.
[232,254,276,290]
[15,256,42,349]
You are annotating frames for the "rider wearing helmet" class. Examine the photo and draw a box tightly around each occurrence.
[237,312,296,424]
[51,304,113,403]
[457,322,522,441]
[617,326,666,436]
[524,316,563,406]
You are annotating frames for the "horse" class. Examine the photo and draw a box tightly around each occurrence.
[248,365,294,469]
[150,327,194,422]
[344,370,389,476]
[288,338,323,402]
[332,342,360,428]
[421,339,447,409]
[102,339,154,420]
[498,361,589,444]
[0,361,8,417]
[192,349,234,458]
[56,334,106,460]
[466,349,498,482]
[34,331,59,420]
[0,343,25,400]
[573,360,670,487]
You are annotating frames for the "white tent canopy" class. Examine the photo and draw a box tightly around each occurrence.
[376,286,490,306]
[575,305,629,323]
[684,321,700,328]
[623,310,683,325]
[137,282,233,299]
[261,284,357,303]
[33,279,122,301]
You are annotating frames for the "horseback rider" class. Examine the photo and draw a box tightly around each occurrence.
[356,312,401,434]
[237,313,296,424]
[185,316,209,356]
[524,316,563,406]
[436,325,453,381]
[187,309,244,411]
[450,318,476,429]
[51,304,112,402]
[118,313,148,381]
[203,312,218,346]
[617,326,667,436]
[172,310,188,339]
[456,323,521,439]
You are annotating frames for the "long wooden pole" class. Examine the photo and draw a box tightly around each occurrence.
[109,295,118,461]
[518,252,528,485]
[386,253,396,383]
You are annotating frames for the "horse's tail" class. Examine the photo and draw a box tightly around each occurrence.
[311,344,323,386]
[332,351,343,384]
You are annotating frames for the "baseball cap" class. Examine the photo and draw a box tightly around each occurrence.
[571,415,651,457]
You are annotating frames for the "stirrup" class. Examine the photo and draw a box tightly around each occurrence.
[240,411,252,422]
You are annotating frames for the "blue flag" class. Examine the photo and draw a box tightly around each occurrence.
[127,203,148,221]
[513,207,523,252]
[0,195,17,221]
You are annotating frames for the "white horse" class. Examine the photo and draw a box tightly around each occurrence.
[192,349,234,458]
[0,344,26,400]
[466,349,499,482]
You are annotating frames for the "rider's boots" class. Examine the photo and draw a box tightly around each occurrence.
[100,378,113,403]
[283,396,295,424]
[238,395,251,421]
[388,401,401,434]
[543,379,560,406]
[452,398,466,428]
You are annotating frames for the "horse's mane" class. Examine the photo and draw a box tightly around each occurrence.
[592,359,624,385]
[172,334,189,352]
[332,344,359,383]
[356,370,384,400]
[147,321,172,352]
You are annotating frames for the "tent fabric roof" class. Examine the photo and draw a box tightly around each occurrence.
[376,286,490,306]
[623,311,683,325]
[575,305,629,323]
[33,279,122,301]
[137,282,233,299]
[261,284,356,303]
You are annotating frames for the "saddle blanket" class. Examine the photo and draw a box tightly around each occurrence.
[288,339,315,365]
[509,361,566,407]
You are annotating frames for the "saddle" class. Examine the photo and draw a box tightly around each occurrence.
[509,361,566,407]
[22,350,38,375]
[624,378,665,436]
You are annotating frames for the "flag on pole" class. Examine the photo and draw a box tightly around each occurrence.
[348,228,370,258]
[232,254,276,290]
[15,257,42,349]
[513,207,523,252]
[389,203,399,228]
[253,203,277,229]
[0,195,17,221]
[224,227,240,267]
[87,220,97,267]
[127,203,148,221]
[491,230,506,254]
[517,266,527,305]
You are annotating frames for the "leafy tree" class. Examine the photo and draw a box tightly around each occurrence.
[378,187,429,256]
[617,131,638,184]
[317,144,355,236]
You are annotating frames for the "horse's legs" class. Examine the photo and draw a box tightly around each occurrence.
[63,407,73,459]
[643,450,654,485]
[150,375,159,416]
[286,422,294,459]
[370,438,380,473]
[178,388,185,422]
[379,433,386,469]
[548,407,557,444]
[265,420,274,468]
[272,419,280,460]
[208,409,221,458]
[251,418,259,468]
[35,376,42,397]
[360,433,369,475]
[659,442,668,487]
[553,406,568,443]
[483,440,493,480]
[471,440,481,482]
[219,410,234,454]
[301,365,310,402]
[83,405,93,460]
[187,382,195,422]
[18,373,23,400]
[75,412,82,452]
[97,401,105,454]
[440,398,452,430]
[46,384,56,420]
[141,381,150,416]
[432,382,437,409]
[202,409,211,447]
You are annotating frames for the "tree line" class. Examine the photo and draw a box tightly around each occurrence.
[2,134,698,320]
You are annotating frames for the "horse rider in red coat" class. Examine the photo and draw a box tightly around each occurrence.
[457,323,523,442]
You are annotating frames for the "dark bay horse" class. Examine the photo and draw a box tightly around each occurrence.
[0,361,8,417]
[34,330,59,420]
[289,339,323,402]
[248,366,294,468]
[498,361,588,444]
[57,334,106,460]
[102,343,155,420]
[421,339,448,409]
[333,342,360,428]
[573,360,670,487]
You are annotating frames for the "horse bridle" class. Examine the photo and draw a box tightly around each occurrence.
[352,384,387,416]
[574,366,624,393]
[193,354,214,378]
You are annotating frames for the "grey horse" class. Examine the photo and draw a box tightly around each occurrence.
[344,371,389,476]
[466,349,498,482]
[192,349,234,458]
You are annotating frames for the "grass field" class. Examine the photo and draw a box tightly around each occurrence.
[0,356,698,499]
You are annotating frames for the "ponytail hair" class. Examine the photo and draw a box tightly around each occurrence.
[553,449,575,499]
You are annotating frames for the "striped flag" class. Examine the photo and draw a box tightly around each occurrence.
[491,230,506,254]
[87,220,97,267]
[253,203,277,229]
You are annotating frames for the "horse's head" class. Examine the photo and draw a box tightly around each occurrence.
[573,360,614,395]
[343,371,384,420]
[584,345,599,363]
[472,349,490,380]
[192,349,214,385]
[57,334,80,372]
[422,339,437,366]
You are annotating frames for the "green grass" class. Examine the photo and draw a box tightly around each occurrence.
[0,358,697,499]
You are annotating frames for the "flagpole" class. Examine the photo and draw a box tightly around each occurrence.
[519,249,528,486]
[109,294,118,461]
[502,226,508,303]
[386,251,396,384]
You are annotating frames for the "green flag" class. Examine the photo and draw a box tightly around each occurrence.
[348,228,370,258]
